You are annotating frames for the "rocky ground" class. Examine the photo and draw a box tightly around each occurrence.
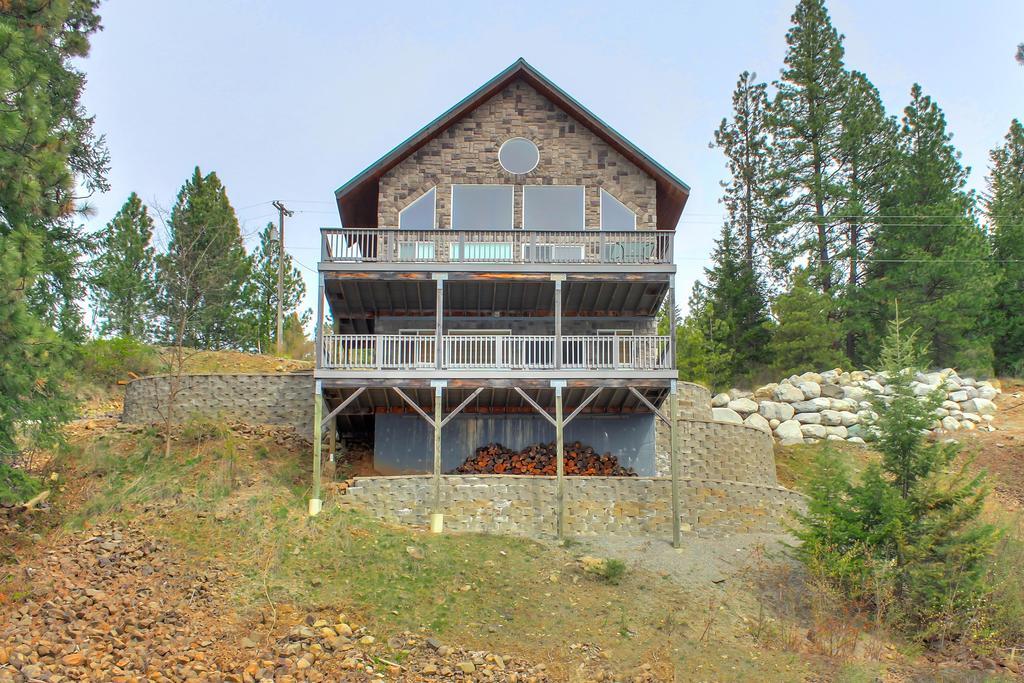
[0,519,591,682]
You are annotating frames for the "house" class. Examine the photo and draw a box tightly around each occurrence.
[310,58,691,535]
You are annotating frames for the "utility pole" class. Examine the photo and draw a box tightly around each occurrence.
[272,200,293,356]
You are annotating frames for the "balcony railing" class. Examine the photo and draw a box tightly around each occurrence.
[320,228,673,265]
[320,334,672,371]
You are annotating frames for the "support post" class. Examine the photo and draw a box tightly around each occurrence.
[328,415,337,463]
[668,276,677,369]
[315,272,325,369]
[553,275,564,369]
[431,382,444,533]
[554,381,566,540]
[433,274,446,370]
[310,380,323,516]
[669,380,681,548]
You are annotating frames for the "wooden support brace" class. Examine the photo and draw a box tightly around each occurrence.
[629,386,671,426]
[513,387,556,426]
[392,387,435,428]
[440,387,484,428]
[563,387,603,427]
[321,386,366,430]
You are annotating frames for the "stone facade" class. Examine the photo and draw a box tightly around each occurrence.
[341,474,804,538]
[377,80,658,229]
[122,373,314,435]
[677,382,712,420]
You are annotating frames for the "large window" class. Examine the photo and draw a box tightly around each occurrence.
[600,188,637,231]
[523,186,585,231]
[399,187,436,230]
[451,185,514,230]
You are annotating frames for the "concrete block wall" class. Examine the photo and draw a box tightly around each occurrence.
[122,373,314,435]
[377,80,658,229]
[342,474,804,538]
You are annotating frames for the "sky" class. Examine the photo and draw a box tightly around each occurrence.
[77,0,1024,326]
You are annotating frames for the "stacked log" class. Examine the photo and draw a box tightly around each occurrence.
[451,441,637,477]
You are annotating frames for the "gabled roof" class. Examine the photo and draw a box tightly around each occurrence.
[334,58,690,230]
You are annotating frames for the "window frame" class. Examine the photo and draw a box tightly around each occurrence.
[522,184,586,231]
[599,188,637,231]
[450,183,515,230]
[398,186,437,230]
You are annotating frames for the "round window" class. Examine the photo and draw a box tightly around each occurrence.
[498,137,539,174]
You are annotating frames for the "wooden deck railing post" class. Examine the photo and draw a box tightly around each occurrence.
[310,380,323,517]
[553,380,566,540]
[433,274,446,370]
[553,275,564,369]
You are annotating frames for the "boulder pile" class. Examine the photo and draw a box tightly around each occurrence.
[710,369,1000,446]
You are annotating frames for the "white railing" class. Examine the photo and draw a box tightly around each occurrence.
[321,334,436,370]
[320,334,671,371]
[321,228,673,265]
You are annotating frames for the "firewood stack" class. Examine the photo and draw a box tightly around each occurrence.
[451,441,637,476]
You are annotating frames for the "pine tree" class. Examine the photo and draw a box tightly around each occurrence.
[702,223,772,384]
[770,0,849,294]
[768,268,848,375]
[0,1,107,458]
[243,222,309,354]
[796,315,996,638]
[89,193,157,339]
[835,70,898,364]
[156,168,251,350]
[866,85,994,374]
[984,119,1024,375]
[712,71,783,276]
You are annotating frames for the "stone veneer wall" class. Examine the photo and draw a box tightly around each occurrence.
[377,80,658,229]
[122,373,314,435]
[678,382,712,420]
[341,475,804,538]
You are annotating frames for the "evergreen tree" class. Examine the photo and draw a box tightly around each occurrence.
[243,222,309,354]
[984,119,1024,375]
[156,168,251,350]
[0,1,107,457]
[796,315,996,638]
[866,86,994,374]
[89,193,157,339]
[768,268,848,375]
[712,71,783,276]
[770,0,848,294]
[701,223,772,384]
[836,71,898,364]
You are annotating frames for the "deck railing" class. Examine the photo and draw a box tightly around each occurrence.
[320,334,671,371]
[321,228,673,265]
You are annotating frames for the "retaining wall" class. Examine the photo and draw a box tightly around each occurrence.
[655,417,779,486]
[342,474,804,537]
[122,373,314,435]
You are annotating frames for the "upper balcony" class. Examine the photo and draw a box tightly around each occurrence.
[319,228,674,268]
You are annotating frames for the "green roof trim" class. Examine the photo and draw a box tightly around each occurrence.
[334,58,689,199]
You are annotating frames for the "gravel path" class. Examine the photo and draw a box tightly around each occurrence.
[574,532,799,587]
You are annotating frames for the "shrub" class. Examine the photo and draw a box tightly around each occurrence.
[795,313,997,642]
[0,462,42,506]
[78,337,160,386]
[598,558,628,585]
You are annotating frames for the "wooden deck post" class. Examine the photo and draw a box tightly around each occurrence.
[310,380,323,516]
[553,380,566,540]
[328,415,337,463]
[433,274,446,370]
[669,380,681,548]
[315,273,325,369]
[553,275,564,369]
[431,382,444,532]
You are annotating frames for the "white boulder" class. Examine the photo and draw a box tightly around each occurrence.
[819,410,843,426]
[795,412,822,424]
[744,413,771,432]
[940,416,961,431]
[977,384,999,400]
[712,407,743,424]
[840,411,860,427]
[791,398,831,413]
[961,398,996,416]
[800,424,827,439]
[798,382,821,399]
[949,390,969,403]
[774,420,804,446]
[773,384,805,403]
[711,392,730,407]
[861,379,884,394]
[728,397,759,414]
[759,401,795,421]
[826,425,848,438]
